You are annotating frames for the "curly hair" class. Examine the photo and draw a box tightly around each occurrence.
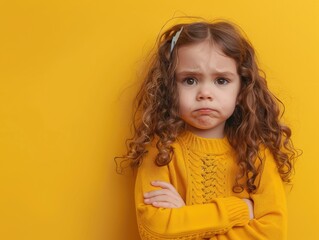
[117,20,299,193]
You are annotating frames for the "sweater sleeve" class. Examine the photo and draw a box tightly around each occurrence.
[218,149,288,240]
[134,146,250,240]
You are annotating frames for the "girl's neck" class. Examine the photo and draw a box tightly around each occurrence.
[185,125,225,139]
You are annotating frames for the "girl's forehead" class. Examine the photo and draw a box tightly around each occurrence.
[176,41,237,73]
[178,40,225,56]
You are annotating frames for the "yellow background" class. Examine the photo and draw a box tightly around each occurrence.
[0,1,318,239]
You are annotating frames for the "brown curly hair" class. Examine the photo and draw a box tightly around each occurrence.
[117,20,299,193]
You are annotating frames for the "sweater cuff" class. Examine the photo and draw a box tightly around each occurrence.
[222,197,250,226]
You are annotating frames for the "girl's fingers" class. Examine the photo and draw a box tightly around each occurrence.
[150,181,178,193]
[143,180,186,208]
[144,195,178,206]
[144,195,184,208]
[144,188,175,198]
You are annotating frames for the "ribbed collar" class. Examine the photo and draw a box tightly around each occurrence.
[177,131,232,154]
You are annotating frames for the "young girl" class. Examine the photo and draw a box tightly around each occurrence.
[119,20,298,240]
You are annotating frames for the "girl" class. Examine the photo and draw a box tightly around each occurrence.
[118,20,298,240]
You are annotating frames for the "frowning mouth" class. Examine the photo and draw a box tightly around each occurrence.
[195,108,215,114]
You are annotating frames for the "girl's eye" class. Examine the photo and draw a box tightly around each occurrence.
[183,77,197,85]
[215,78,229,85]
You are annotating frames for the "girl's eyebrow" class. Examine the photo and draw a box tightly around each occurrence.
[176,69,237,78]
[175,70,202,76]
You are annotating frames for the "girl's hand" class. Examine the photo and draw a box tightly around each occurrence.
[143,181,185,208]
[242,198,254,220]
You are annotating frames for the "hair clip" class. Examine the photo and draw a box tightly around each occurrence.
[170,27,183,54]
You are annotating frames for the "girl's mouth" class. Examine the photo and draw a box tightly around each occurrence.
[195,108,215,114]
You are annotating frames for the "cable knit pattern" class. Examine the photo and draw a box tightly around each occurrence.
[134,131,287,240]
[178,132,230,204]
[187,151,227,204]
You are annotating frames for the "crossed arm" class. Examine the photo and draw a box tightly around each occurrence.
[135,148,287,239]
[143,180,254,219]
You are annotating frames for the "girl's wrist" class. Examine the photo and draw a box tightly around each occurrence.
[242,198,254,220]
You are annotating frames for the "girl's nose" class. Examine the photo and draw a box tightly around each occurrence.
[197,85,214,101]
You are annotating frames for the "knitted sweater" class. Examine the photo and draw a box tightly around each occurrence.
[135,131,287,240]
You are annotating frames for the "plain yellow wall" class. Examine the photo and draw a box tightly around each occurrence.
[0,0,318,239]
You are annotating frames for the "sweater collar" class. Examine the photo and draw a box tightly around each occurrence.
[177,131,232,154]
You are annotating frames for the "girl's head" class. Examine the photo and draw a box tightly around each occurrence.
[123,20,297,192]
[175,32,241,138]
[157,21,266,137]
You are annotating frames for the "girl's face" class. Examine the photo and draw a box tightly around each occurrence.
[175,40,241,138]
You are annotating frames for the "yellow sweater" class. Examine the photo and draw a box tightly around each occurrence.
[135,131,287,240]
